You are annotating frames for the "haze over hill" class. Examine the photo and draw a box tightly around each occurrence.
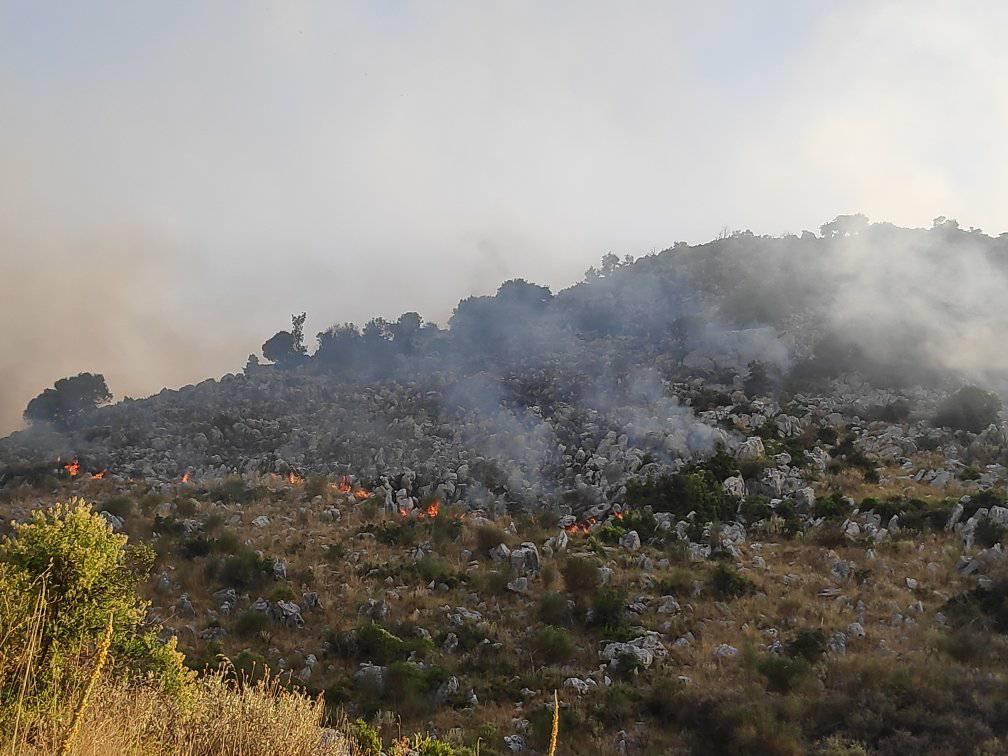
[4,2,1008,434]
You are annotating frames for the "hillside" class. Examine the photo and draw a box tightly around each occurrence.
[2,218,1008,754]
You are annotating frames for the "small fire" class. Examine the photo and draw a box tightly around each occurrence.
[425,499,440,519]
[333,476,352,494]
[398,506,410,518]
[613,511,624,521]
[180,472,191,484]
[92,470,107,480]
[64,459,81,478]
[565,516,597,535]
[286,471,303,486]
[353,488,371,501]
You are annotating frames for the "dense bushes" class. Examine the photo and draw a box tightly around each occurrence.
[625,470,736,524]
[0,499,191,708]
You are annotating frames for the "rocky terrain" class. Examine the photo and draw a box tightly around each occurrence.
[3,218,1008,754]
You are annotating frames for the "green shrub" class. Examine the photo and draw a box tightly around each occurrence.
[101,495,133,518]
[474,524,509,556]
[232,609,271,639]
[213,476,262,504]
[707,563,753,600]
[976,520,1008,548]
[589,587,628,632]
[755,652,812,693]
[218,548,272,589]
[626,470,736,524]
[562,555,601,594]
[813,494,854,521]
[532,626,575,664]
[175,497,198,517]
[591,683,641,726]
[539,592,574,626]
[787,628,827,663]
[654,567,695,597]
[348,719,383,756]
[0,499,191,700]
[354,623,432,665]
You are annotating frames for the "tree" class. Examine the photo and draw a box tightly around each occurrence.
[743,360,772,397]
[933,386,1002,433]
[820,214,869,239]
[23,372,112,428]
[262,313,308,366]
[0,499,190,698]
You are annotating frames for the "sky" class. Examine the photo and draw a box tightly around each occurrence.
[1,1,1007,434]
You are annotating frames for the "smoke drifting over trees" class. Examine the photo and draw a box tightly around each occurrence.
[263,217,1008,396]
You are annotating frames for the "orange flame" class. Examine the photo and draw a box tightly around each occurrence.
[564,516,597,535]
[92,470,106,480]
[398,506,410,518]
[354,489,371,501]
[425,499,440,519]
[286,471,303,486]
[180,472,191,484]
[333,476,352,494]
[64,459,80,478]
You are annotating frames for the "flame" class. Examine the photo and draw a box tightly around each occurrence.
[613,511,624,521]
[92,470,106,480]
[354,488,371,501]
[333,475,352,494]
[564,516,597,535]
[425,499,440,518]
[398,506,410,518]
[180,472,191,484]
[286,471,303,486]
[64,459,81,478]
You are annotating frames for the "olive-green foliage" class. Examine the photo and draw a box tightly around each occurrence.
[212,476,263,505]
[707,563,753,600]
[538,592,574,626]
[943,572,1008,634]
[787,628,828,663]
[101,495,133,519]
[358,660,447,718]
[561,555,601,594]
[216,548,272,589]
[625,470,736,525]
[0,499,191,701]
[813,494,854,521]
[753,652,812,693]
[589,587,628,633]
[474,523,509,556]
[410,735,475,756]
[233,609,271,639]
[348,719,383,756]
[532,626,575,664]
[353,623,432,665]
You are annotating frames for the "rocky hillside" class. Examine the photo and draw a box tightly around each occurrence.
[3,217,1008,753]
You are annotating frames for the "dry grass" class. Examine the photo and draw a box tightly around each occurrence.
[4,671,355,756]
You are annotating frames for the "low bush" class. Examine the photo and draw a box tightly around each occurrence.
[561,555,601,594]
[101,495,133,518]
[233,609,270,639]
[707,563,753,600]
[532,626,575,664]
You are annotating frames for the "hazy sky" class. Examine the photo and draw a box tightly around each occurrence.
[2,1,1007,434]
